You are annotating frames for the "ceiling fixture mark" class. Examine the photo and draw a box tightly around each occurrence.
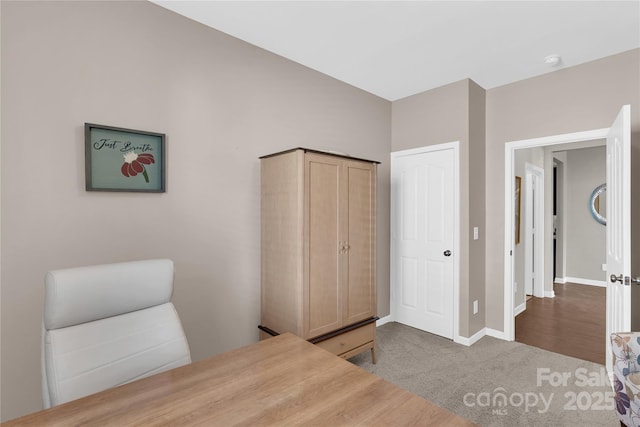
[544,54,562,67]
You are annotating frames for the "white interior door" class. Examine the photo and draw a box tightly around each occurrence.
[605,105,631,374]
[391,146,455,339]
[524,164,545,298]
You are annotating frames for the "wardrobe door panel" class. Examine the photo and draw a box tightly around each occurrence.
[344,161,376,325]
[305,155,341,338]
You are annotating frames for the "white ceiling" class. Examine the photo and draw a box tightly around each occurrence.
[151,1,640,101]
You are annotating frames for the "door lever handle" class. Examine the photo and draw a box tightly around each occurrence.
[610,274,623,284]
[610,274,640,286]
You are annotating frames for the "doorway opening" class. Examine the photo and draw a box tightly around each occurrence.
[503,129,609,340]
[503,105,631,374]
[515,145,608,363]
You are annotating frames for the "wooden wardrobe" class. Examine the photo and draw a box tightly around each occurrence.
[259,148,378,362]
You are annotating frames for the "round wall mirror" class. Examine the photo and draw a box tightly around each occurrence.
[589,183,606,226]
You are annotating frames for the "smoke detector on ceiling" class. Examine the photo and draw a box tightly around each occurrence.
[544,54,562,66]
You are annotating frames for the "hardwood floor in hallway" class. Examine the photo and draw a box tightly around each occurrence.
[515,282,606,365]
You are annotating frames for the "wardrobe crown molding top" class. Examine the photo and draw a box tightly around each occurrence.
[259,147,381,164]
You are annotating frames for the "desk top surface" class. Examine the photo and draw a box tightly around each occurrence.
[4,333,475,426]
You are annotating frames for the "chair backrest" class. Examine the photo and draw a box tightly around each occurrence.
[42,259,191,408]
[610,332,640,427]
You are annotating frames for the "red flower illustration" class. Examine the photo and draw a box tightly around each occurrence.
[121,151,155,183]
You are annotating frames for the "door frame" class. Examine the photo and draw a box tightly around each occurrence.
[390,141,462,343]
[524,162,545,299]
[503,128,609,341]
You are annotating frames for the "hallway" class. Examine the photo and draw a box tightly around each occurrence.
[515,282,606,365]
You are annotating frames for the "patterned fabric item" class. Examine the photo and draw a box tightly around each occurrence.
[611,332,640,427]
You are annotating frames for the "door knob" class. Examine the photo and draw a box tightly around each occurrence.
[610,274,623,284]
[610,274,640,285]
[444,250,452,257]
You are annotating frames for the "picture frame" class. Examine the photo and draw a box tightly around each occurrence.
[514,176,522,244]
[85,123,165,192]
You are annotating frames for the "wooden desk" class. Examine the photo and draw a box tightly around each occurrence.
[4,333,475,426]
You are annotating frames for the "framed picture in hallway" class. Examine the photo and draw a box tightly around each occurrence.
[515,176,521,244]
[85,123,166,192]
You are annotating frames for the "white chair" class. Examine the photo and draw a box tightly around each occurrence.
[42,259,191,408]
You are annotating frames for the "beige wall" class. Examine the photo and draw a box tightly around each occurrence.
[485,49,640,331]
[467,81,485,337]
[564,146,606,281]
[392,80,469,151]
[0,1,391,420]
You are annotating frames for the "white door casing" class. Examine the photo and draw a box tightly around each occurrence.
[605,105,631,375]
[503,107,630,341]
[390,143,459,341]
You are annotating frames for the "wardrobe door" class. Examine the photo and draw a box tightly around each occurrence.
[304,154,341,338]
[343,160,376,325]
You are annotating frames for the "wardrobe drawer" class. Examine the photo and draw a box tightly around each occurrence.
[315,322,375,357]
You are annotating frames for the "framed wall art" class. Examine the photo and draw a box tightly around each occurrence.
[85,123,165,192]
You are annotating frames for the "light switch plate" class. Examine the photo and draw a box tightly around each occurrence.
[473,227,479,240]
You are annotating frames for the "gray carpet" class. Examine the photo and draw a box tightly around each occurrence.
[349,322,619,427]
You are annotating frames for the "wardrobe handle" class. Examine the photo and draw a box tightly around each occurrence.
[338,242,351,254]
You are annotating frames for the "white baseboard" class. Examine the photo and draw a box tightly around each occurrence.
[485,327,508,340]
[387,319,510,347]
[376,315,393,327]
[555,277,566,284]
[545,290,556,298]
[514,302,526,316]
[562,276,606,287]
[455,328,485,346]
[455,327,509,346]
